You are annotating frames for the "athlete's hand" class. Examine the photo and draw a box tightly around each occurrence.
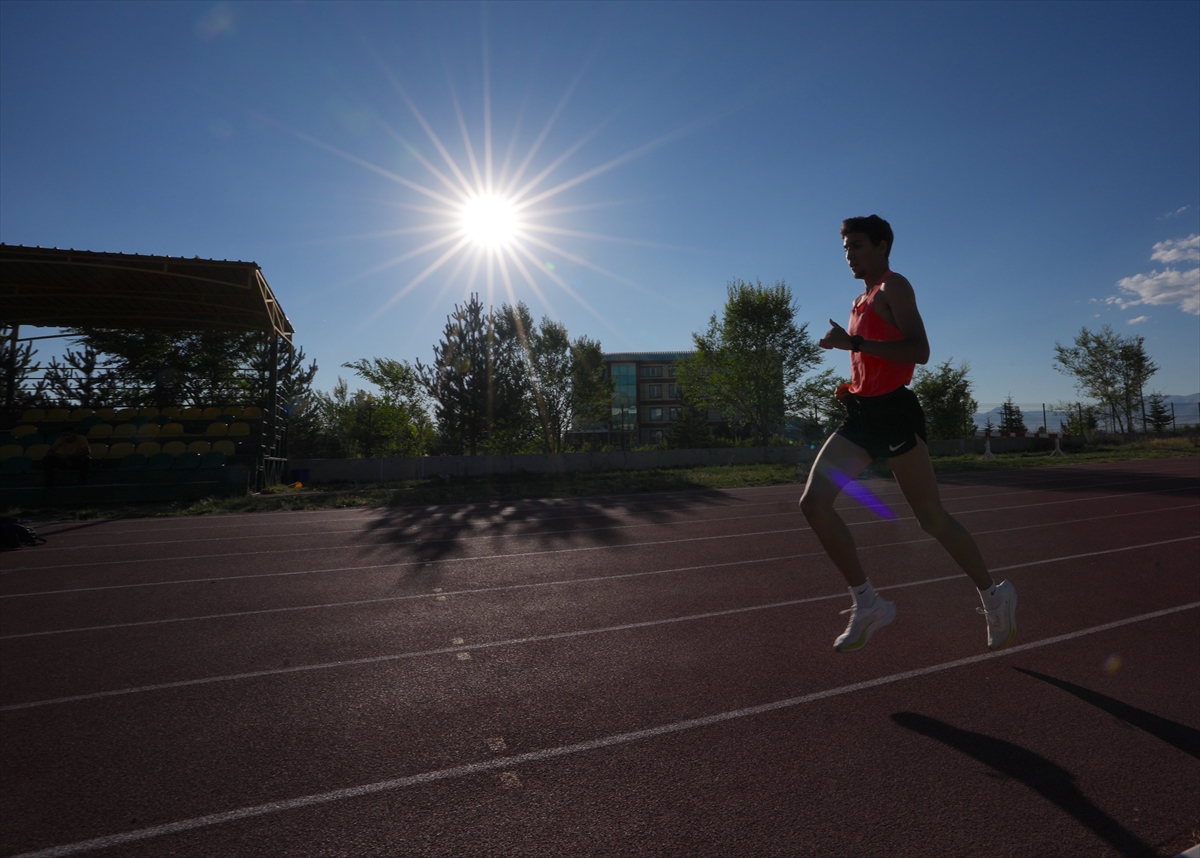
[820,319,851,350]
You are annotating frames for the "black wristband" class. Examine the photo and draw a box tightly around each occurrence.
[850,335,864,353]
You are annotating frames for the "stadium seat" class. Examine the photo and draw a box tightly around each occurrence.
[200,451,227,468]
[201,407,223,420]
[12,425,37,437]
[153,415,173,425]
[146,452,175,470]
[0,455,32,474]
[181,407,202,420]
[161,406,182,419]
[242,406,262,419]
[120,453,147,471]
[0,434,17,447]
[111,424,137,439]
[135,441,161,457]
[113,408,137,421]
[88,424,113,439]
[96,407,116,420]
[0,444,23,462]
[205,422,229,437]
[70,408,95,421]
[222,406,244,418]
[161,441,187,456]
[44,408,71,422]
[186,440,211,455]
[160,422,184,437]
[228,422,250,437]
[136,423,161,439]
[128,415,149,427]
[20,408,46,423]
[139,407,160,419]
[24,444,50,461]
[20,434,44,448]
[89,443,109,459]
[77,415,103,429]
[108,442,136,460]
[212,440,236,456]
[173,452,202,469]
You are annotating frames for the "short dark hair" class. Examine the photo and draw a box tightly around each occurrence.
[841,215,893,255]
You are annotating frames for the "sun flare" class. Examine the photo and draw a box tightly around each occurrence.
[461,194,519,248]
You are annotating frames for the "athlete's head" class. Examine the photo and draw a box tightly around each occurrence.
[840,215,892,258]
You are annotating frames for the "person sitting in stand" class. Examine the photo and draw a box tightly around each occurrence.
[43,425,91,487]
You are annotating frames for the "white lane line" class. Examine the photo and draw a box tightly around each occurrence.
[6,502,1195,640]
[21,472,1194,556]
[10,600,1199,858]
[3,535,1195,713]
[6,483,1197,597]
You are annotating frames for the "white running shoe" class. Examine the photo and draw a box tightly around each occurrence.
[834,596,896,652]
[978,580,1017,651]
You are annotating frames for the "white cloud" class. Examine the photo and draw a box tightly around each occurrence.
[1126,315,1150,325]
[1150,234,1199,264]
[1160,205,1190,220]
[1106,235,1200,316]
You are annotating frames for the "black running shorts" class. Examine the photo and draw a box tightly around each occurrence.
[835,385,927,460]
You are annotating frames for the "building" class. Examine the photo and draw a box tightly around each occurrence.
[598,351,723,448]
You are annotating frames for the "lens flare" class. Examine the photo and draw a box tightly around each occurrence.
[461,194,518,248]
[829,468,896,520]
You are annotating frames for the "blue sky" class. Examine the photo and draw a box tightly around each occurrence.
[2,0,1198,409]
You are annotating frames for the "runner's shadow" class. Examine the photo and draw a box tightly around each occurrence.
[1014,668,1200,760]
[890,712,1151,856]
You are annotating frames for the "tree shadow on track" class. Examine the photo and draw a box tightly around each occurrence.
[891,712,1153,857]
[357,488,751,566]
[1014,668,1200,760]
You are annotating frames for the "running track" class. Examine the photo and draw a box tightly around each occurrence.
[2,458,1198,857]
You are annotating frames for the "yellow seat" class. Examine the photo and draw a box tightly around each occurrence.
[20,408,46,423]
[201,406,223,419]
[161,406,182,419]
[205,422,229,436]
[24,443,51,461]
[186,440,212,455]
[12,425,37,437]
[228,422,250,437]
[0,444,23,461]
[108,442,136,459]
[139,407,160,418]
[113,408,137,421]
[211,440,236,456]
[70,408,95,421]
[181,407,202,420]
[88,424,114,439]
[160,422,185,437]
[136,423,161,439]
[161,440,187,456]
[111,423,137,438]
[242,406,262,419]
[222,406,245,418]
[135,441,161,457]
[45,408,71,422]
[90,442,109,459]
[97,407,117,421]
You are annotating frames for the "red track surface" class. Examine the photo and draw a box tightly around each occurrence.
[2,458,1198,858]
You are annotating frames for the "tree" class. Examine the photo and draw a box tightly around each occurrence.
[338,357,434,458]
[2,326,47,409]
[489,303,539,454]
[417,295,491,455]
[675,279,822,446]
[912,358,978,440]
[999,395,1027,434]
[43,343,120,409]
[1053,325,1158,433]
[1146,392,1171,434]
[789,365,849,443]
[665,390,713,449]
[1053,401,1100,438]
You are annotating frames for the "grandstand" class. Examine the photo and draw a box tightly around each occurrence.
[0,245,295,505]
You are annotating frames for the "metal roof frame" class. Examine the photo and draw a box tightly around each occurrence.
[0,245,294,344]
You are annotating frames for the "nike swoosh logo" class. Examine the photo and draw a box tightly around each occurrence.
[889,442,905,451]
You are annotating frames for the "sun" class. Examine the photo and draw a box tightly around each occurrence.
[461,194,519,248]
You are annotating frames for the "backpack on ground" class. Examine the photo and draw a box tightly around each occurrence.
[0,517,46,549]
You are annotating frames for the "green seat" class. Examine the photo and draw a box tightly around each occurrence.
[1,455,32,474]
[20,433,45,448]
[146,452,175,470]
[173,452,202,470]
[77,415,103,429]
[199,451,227,468]
[120,452,148,471]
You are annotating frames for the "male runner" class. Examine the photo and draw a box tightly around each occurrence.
[799,215,1016,652]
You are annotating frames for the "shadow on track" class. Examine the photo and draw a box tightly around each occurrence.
[934,460,1200,500]
[1014,668,1200,760]
[891,711,1153,857]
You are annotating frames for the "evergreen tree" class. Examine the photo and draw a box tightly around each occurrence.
[417,295,491,455]
[1146,392,1171,434]
[999,395,1027,434]
[912,358,978,440]
[1,326,46,409]
[43,344,119,409]
[489,303,539,454]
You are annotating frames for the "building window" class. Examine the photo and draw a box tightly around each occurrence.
[668,384,678,399]
[669,407,681,421]
[648,384,662,398]
[649,407,664,421]
[641,366,662,377]
[650,430,664,443]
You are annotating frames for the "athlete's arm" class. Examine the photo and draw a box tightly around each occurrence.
[819,274,930,364]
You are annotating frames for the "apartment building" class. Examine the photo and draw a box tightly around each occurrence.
[599,352,723,447]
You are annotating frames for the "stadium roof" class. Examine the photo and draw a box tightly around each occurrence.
[0,245,294,343]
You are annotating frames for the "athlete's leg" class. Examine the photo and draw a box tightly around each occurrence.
[888,438,994,589]
[799,432,874,587]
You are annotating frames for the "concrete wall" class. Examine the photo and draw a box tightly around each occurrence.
[289,435,1084,484]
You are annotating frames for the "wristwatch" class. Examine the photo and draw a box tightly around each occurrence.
[850,335,864,353]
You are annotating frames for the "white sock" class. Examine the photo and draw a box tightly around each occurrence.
[851,580,876,608]
[979,582,1001,610]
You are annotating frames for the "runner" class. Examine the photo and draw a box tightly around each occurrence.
[800,215,1017,652]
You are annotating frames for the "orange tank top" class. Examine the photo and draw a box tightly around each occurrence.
[846,272,915,397]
